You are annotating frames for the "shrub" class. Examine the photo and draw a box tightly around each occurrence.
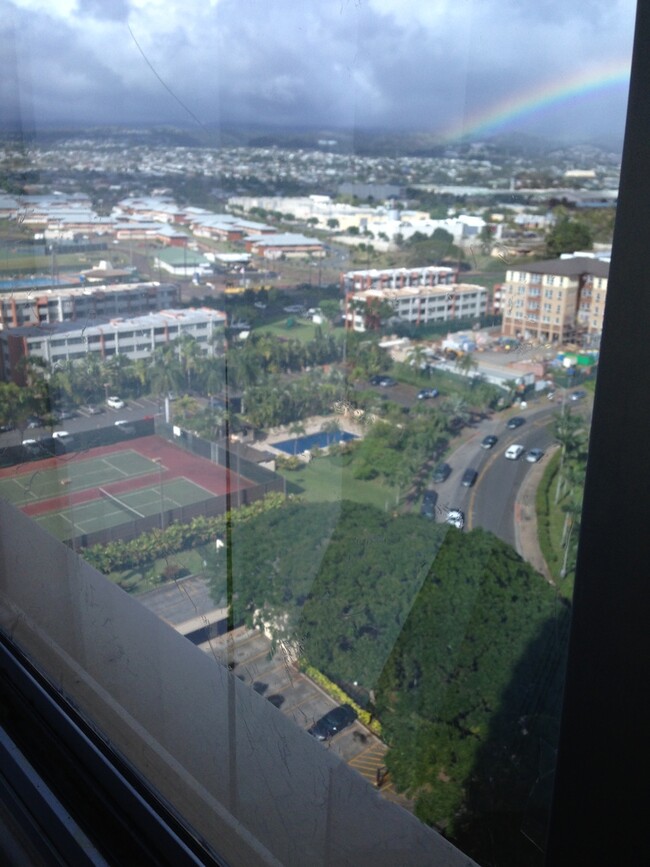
[300,661,382,737]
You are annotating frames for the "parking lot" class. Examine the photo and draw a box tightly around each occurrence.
[198,626,411,807]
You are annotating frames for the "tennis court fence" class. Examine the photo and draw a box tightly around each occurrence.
[154,420,285,496]
[66,489,235,549]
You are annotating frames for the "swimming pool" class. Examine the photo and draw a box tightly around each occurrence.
[274,430,357,454]
[0,276,71,291]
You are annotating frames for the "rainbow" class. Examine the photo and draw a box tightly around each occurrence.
[442,58,631,142]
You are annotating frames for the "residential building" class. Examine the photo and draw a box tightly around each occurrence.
[190,214,276,242]
[345,281,488,332]
[245,232,325,259]
[153,248,212,276]
[341,266,457,294]
[0,307,226,381]
[0,282,179,330]
[500,256,609,344]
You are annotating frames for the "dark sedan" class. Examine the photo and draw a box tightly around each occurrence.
[461,468,478,487]
[420,490,438,518]
[307,705,357,741]
[506,416,526,430]
[432,462,452,483]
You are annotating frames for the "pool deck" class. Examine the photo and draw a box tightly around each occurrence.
[251,414,365,459]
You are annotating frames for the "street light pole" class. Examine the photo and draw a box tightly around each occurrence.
[153,458,164,529]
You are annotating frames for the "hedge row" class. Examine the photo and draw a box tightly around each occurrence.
[300,661,383,737]
[82,493,289,574]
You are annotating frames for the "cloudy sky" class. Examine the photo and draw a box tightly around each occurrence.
[0,0,637,143]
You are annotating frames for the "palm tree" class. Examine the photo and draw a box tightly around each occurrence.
[149,349,183,398]
[441,395,471,433]
[320,418,340,447]
[554,407,585,504]
[176,334,203,390]
[103,353,132,395]
[131,357,151,397]
[288,421,306,455]
[455,351,479,381]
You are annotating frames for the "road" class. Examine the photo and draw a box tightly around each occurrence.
[0,395,165,448]
[425,396,590,549]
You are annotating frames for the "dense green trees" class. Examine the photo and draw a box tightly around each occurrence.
[400,228,463,267]
[204,500,566,865]
[545,215,593,257]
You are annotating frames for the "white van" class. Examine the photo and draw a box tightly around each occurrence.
[505,444,524,460]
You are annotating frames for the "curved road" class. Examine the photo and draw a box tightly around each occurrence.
[429,398,590,549]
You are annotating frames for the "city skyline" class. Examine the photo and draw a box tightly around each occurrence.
[1,0,636,145]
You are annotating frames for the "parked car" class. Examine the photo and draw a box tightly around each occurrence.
[114,420,136,435]
[461,468,478,487]
[505,444,525,460]
[570,389,587,401]
[526,448,545,463]
[417,388,439,400]
[420,490,438,518]
[84,405,104,415]
[53,408,78,422]
[25,416,43,429]
[52,430,72,439]
[480,435,498,449]
[432,462,452,483]
[307,705,357,741]
[378,376,397,387]
[446,508,465,530]
[506,416,525,430]
[107,396,125,409]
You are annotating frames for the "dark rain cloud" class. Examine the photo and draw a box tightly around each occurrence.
[0,0,636,138]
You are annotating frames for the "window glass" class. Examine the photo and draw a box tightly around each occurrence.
[0,2,636,866]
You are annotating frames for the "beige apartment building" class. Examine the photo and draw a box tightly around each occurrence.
[501,256,609,344]
[345,281,488,332]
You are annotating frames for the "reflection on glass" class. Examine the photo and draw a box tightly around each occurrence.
[0,1,636,865]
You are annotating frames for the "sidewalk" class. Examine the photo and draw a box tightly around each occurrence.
[513,444,558,584]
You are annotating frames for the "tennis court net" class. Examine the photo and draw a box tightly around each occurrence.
[98,487,145,519]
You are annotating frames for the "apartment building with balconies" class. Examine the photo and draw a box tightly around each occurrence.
[345,281,488,332]
[0,282,179,330]
[501,256,609,344]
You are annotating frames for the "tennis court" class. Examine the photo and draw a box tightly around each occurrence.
[0,450,159,506]
[34,477,218,541]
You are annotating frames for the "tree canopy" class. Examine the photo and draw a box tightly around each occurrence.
[545,216,593,257]
[206,500,568,864]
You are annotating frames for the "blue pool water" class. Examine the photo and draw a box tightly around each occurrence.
[274,430,357,454]
[0,276,69,291]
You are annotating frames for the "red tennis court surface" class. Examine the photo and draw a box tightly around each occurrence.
[8,435,256,518]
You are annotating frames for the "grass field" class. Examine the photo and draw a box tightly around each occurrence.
[0,253,98,274]
[256,318,338,343]
[108,547,212,595]
[0,450,158,505]
[277,453,395,510]
[34,476,216,541]
[536,451,576,599]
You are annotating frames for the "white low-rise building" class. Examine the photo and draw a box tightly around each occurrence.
[0,307,226,382]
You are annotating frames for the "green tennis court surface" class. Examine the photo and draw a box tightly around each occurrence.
[0,450,159,505]
[34,477,217,541]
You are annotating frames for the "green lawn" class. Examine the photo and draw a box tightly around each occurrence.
[0,253,98,274]
[256,318,336,343]
[277,453,396,510]
[536,451,576,599]
[106,546,210,595]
